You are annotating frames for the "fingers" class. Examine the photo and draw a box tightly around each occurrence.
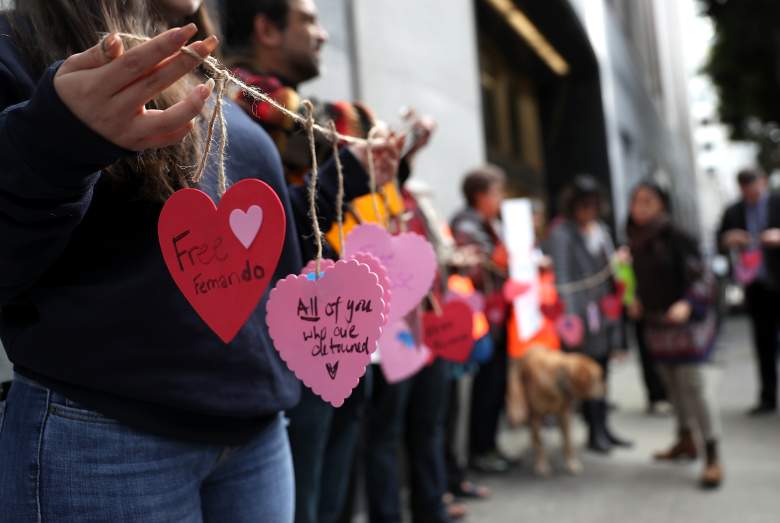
[58,33,125,75]
[134,122,195,150]
[114,35,219,111]
[104,24,198,94]
[130,80,214,150]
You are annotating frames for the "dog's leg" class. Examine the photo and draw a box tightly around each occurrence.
[560,406,583,475]
[531,412,552,477]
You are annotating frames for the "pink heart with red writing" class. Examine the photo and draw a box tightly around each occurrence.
[423,300,474,363]
[736,249,763,285]
[344,224,436,323]
[158,179,285,343]
[267,259,385,407]
[379,320,431,384]
[556,314,584,347]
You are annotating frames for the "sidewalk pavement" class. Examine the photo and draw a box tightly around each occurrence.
[462,316,780,523]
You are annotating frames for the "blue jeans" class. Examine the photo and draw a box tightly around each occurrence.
[0,374,294,522]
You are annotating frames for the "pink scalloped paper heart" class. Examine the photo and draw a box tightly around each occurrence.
[379,320,431,384]
[267,259,386,407]
[302,253,392,325]
[344,224,436,323]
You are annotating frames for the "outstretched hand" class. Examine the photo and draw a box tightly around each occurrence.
[53,24,218,151]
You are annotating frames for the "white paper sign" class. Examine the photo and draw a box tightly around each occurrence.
[501,199,543,341]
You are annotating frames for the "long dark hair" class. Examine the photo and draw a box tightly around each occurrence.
[8,0,219,201]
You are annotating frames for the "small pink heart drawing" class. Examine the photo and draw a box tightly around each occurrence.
[229,205,264,249]
[266,259,386,407]
[379,320,431,384]
[344,224,436,324]
[556,314,585,348]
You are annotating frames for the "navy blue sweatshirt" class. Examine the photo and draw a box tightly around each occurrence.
[0,20,370,444]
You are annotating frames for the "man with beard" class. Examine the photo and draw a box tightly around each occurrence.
[222,2,449,522]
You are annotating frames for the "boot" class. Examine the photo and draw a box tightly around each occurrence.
[653,428,697,461]
[585,400,612,454]
[700,440,723,489]
[604,422,634,449]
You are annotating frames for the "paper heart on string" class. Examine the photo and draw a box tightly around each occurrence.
[735,249,763,285]
[541,300,565,321]
[344,224,436,324]
[303,253,392,324]
[158,179,285,343]
[423,300,475,363]
[556,314,585,347]
[600,294,623,322]
[484,291,508,325]
[379,320,431,384]
[503,279,531,303]
[266,259,385,407]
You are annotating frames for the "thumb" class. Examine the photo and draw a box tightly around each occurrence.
[58,33,124,75]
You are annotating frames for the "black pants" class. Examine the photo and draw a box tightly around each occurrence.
[364,360,451,523]
[634,321,667,404]
[468,329,507,457]
[745,282,779,408]
[445,379,466,491]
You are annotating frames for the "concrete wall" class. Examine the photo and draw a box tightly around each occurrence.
[302,0,486,219]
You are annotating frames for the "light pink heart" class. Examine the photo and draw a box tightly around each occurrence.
[344,224,436,323]
[379,320,431,384]
[302,254,391,325]
[229,205,264,249]
[267,259,386,407]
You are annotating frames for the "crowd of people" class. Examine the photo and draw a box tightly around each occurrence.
[0,0,777,521]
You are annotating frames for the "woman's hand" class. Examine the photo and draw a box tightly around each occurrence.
[666,300,692,324]
[53,24,218,151]
[349,127,405,187]
[627,300,643,320]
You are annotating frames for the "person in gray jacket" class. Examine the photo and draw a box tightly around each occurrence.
[546,175,632,453]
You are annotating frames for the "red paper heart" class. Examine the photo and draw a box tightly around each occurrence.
[158,179,285,343]
[423,300,475,363]
[484,292,508,325]
[742,249,762,270]
[541,300,565,321]
[600,294,623,321]
[502,279,531,302]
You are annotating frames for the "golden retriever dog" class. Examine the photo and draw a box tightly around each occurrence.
[513,347,605,477]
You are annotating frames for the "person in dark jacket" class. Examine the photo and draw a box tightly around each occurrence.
[0,0,397,520]
[717,168,780,415]
[450,165,511,473]
[222,2,410,522]
[628,181,723,489]
[546,175,632,454]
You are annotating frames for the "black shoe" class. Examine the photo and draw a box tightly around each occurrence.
[605,429,634,449]
[469,451,510,473]
[748,404,776,416]
[587,430,613,454]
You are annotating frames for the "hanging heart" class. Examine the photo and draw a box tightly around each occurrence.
[158,179,285,343]
[344,224,436,323]
[556,314,585,348]
[600,293,623,322]
[303,253,392,324]
[423,300,475,363]
[541,299,565,321]
[736,249,763,285]
[266,259,385,407]
[379,320,432,384]
[502,279,531,303]
[484,291,508,325]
